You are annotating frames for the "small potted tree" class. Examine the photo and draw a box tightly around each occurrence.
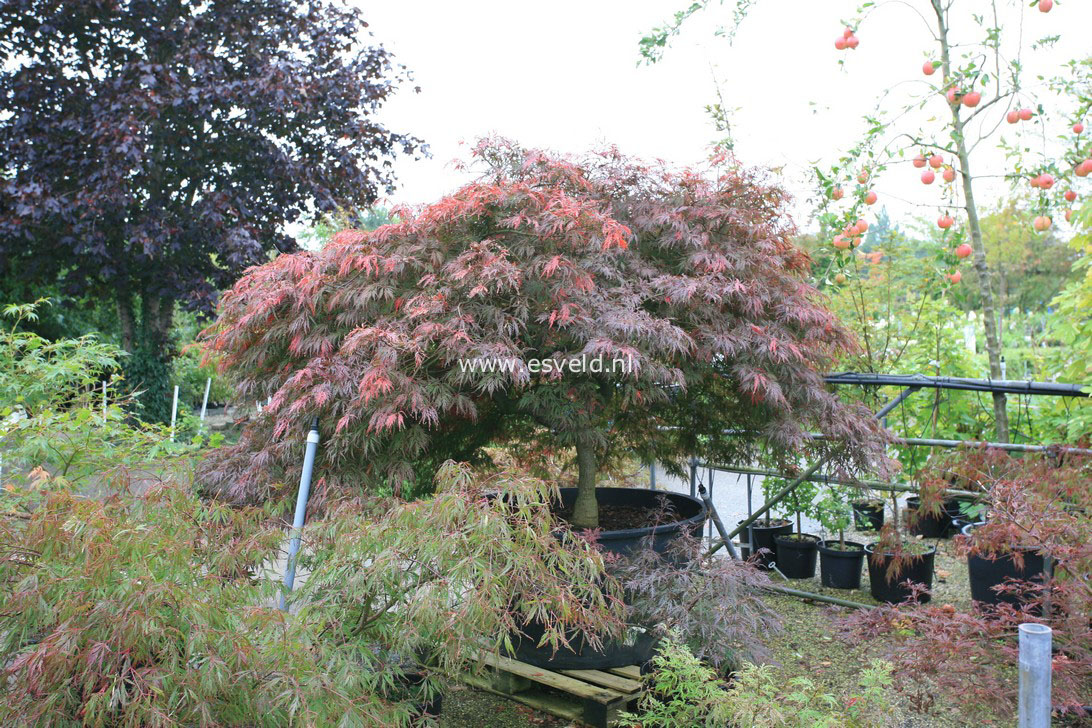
[950,451,1083,609]
[815,487,866,589]
[866,487,937,604]
[771,478,821,579]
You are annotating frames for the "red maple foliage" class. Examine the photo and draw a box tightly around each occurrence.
[200,139,885,517]
[846,450,1092,719]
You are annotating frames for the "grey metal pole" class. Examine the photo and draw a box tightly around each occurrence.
[699,465,980,499]
[688,457,697,498]
[706,467,715,542]
[745,473,755,556]
[649,462,656,490]
[280,417,321,611]
[698,484,739,559]
[764,583,873,610]
[1018,623,1052,728]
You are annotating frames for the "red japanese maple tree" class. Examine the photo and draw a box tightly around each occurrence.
[201,138,885,526]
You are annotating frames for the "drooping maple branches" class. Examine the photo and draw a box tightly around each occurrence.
[201,139,886,520]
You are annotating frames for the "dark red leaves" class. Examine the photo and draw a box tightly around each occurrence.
[199,138,884,504]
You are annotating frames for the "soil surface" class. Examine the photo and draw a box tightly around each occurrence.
[556,503,678,531]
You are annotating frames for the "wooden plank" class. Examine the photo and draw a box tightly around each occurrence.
[473,652,624,704]
[559,669,642,694]
[460,672,585,724]
[606,665,642,681]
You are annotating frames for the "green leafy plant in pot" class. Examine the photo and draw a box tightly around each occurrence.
[769,476,821,579]
[851,494,885,531]
[815,486,866,590]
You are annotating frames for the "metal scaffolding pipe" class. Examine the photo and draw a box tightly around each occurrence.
[716,428,1092,456]
[695,464,980,499]
[698,484,738,560]
[708,386,920,556]
[825,372,1090,397]
[764,583,874,610]
[280,417,320,611]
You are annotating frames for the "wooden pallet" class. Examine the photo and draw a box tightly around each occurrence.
[461,650,643,728]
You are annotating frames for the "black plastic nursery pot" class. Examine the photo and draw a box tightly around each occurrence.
[967,548,1047,608]
[943,496,981,535]
[851,500,885,531]
[865,543,937,604]
[738,518,792,569]
[556,486,708,558]
[772,533,820,579]
[818,540,866,590]
[512,487,707,669]
[905,496,950,539]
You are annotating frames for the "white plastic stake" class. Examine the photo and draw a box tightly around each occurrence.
[199,377,211,429]
[169,385,179,442]
[1018,623,1052,728]
[102,380,107,418]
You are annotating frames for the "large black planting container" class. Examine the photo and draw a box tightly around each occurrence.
[554,487,708,558]
[905,496,950,538]
[967,549,1047,607]
[773,533,819,579]
[512,487,707,669]
[818,540,865,589]
[865,543,936,604]
[738,518,792,569]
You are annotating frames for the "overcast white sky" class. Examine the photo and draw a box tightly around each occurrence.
[358,0,1091,233]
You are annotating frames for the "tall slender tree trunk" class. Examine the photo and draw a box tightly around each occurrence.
[571,430,599,530]
[117,291,135,352]
[933,0,1010,442]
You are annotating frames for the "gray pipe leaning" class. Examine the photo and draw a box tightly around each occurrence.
[279,417,320,611]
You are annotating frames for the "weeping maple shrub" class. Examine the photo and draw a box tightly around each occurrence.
[201,138,886,523]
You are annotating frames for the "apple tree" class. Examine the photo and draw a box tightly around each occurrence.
[641,0,1092,443]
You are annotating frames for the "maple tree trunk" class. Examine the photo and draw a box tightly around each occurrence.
[571,430,599,530]
[934,0,1010,443]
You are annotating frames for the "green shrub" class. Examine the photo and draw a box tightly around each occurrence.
[0,460,624,726]
[621,636,895,728]
[1,301,213,500]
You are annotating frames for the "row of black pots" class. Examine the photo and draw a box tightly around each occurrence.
[773,533,934,601]
[736,524,931,602]
[851,496,986,538]
[778,526,1048,607]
